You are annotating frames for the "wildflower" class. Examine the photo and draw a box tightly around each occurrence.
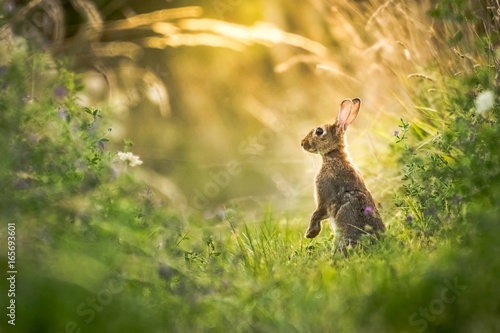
[3,0,15,13]
[363,206,374,216]
[393,130,399,137]
[54,85,69,99]
[475,90,495,115]
[117,151,143,167]
[406,214,414,222]
[96,140,105,152]
[58,108,70,122]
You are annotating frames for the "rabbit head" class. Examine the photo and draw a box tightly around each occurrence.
[301,98,361,155]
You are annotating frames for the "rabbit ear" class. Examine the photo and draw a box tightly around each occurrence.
[337,98,361,130]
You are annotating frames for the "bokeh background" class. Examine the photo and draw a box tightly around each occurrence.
[2,1,500,332]
[6,0,437,217]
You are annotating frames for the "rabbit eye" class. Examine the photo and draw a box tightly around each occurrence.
[314,127,324,136]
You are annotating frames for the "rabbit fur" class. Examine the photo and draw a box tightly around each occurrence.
[301,98,385,252]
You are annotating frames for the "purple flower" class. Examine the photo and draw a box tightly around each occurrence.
[3,0,15,13]
[58,108,70,122]
[406,214,414,222]
[96,140,105,152]
[363,206,374,216]
[393,130,399,137]
[54,85,69,99]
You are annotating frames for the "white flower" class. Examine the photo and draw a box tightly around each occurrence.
[475,90,495,115]
[117,151,143,167]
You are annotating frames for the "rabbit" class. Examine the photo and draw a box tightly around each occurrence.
[301,97,385,253]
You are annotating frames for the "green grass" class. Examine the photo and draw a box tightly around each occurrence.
[2,1,500,332]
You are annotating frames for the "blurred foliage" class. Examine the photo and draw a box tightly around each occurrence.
[3,0,431,215]
[1,0,500,333]
[0,39,185,332]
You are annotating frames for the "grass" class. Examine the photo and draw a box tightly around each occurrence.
[1,1,500,332]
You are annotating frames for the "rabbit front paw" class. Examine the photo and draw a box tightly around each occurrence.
[305,223,321,238]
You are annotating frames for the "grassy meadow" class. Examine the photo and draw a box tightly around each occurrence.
[1,1,500,332]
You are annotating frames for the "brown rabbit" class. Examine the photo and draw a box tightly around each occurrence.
[301,98,385,253]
